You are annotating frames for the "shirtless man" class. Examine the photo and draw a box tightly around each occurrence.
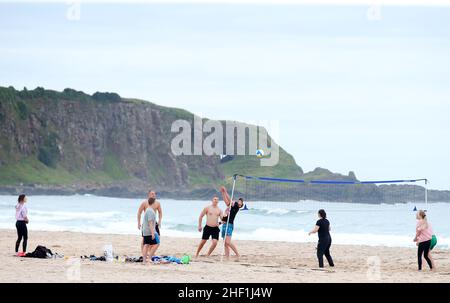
[195,196,223,257]
[137,190,163,256]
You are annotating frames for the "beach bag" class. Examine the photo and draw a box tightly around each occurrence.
[430,235,437,250]
[25,245,53,259]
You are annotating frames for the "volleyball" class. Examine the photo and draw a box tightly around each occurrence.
[256,149,264,158]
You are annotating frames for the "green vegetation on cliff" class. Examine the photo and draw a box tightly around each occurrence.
[1,86,329,194]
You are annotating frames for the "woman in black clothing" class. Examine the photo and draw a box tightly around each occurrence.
[15,194,29,255]
[309,209,334,268]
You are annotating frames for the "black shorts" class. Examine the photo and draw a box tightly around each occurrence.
[143,233,160,245]
[142,223,160,237]
[202,225,220,240]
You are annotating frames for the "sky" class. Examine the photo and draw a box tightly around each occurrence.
[0,2,449,190]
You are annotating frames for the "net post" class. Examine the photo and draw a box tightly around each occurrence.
[425,179,428,210]
[220,174,237,262]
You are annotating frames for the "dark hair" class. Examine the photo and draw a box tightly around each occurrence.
[148,197,156,206]
[18,194,26,203]
[318,209,327,219]
[237,198,244,208]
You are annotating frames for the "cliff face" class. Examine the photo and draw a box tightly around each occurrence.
[2,95,188,185]
[3,86,447,202]
[0,86,304,198]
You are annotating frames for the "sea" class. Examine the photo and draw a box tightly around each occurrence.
[1,195,449,249]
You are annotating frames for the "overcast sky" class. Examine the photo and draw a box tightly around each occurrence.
[1,3,449,189]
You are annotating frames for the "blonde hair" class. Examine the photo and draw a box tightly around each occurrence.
[417,210,427,220]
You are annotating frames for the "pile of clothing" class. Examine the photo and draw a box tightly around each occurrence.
[80,255,139,262]
[80,255,108,261]
[80,254,191,264]
[21,245,63,259]
[124,256,143,263]
[151,255,191,264]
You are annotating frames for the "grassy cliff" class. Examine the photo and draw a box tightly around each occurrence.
[0,86,325,197]
[1,86,448,202]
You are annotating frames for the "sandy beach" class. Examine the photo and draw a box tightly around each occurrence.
[1,229,449,283]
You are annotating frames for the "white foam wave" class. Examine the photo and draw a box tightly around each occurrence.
[232,228,450,249]
[264,208,291,215]
[30,210,122,221]
[1,195,449,249]
[247,207,310,216]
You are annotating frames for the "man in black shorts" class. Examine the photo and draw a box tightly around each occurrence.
[195,196,223,257]
[142,198,160,263]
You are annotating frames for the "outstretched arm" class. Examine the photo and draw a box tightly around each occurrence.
[157,202,163,227]
[414,224,424,241]
[414,230,420,242]
[137,201,145,230]
[220,186,232,207]
[198,207,207,232]
[308,225,320,236]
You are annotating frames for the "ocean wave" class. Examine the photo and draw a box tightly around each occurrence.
[29,210,123,221]
[246,208,310,217]
[1,220,448,249]
[164,225,450,249]
[231,228,450,249]
[1,195,449,249]
[166,223,197,232]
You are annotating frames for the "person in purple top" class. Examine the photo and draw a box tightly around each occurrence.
[15,194,29,255]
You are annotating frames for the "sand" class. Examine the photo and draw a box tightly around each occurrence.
[1,229,449,283]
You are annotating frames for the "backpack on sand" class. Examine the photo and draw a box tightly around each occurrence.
[25,245,53,259]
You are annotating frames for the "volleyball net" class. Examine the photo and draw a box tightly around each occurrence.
[228,174,428,209]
